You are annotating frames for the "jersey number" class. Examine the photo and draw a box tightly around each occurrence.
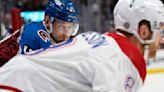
[81,32,109,48]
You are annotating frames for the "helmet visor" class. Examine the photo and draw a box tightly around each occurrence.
[52,19,79,36]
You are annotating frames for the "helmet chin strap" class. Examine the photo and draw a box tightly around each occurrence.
[43,21,52,34]
[49,23,53,34]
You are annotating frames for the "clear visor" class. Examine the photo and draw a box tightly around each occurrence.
[71,23,79,36]
[54,22,79,36]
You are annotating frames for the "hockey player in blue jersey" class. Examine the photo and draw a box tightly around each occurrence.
[19,0,79,54]
[0,0,79,66]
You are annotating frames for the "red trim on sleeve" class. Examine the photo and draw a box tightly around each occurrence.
[0,85,22,92]
[105,32,146,82]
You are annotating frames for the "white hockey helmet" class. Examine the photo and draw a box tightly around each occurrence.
[114,0,164,43]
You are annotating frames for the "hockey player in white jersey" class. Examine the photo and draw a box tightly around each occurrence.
[0,31,146,92]
[0,0,164,92]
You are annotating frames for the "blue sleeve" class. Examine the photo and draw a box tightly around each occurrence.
[19,25,40,54]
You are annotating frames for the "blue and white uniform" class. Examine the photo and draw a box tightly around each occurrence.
[19,0,79,54]
[19,21,51,54]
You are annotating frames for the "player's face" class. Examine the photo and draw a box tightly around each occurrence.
[52,19,74,42]
[138,25,152,40]
[160,22,164,41]
[138,21,152,40]
[160,22,164,31]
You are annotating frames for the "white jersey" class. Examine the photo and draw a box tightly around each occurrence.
[0,32,146,92]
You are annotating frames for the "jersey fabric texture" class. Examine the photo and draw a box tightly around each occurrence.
[106,32,146,82]
[19,21,51,54]
[0,32,146,92]
[0,29,20,67]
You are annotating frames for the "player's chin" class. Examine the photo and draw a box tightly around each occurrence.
[63,36,69,41]
[57,37,69,43]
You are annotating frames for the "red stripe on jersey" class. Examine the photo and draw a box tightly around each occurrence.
[0,85,22,92]
[105,32,146,82]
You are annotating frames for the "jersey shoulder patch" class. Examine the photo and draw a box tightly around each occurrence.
[37,30,50,42]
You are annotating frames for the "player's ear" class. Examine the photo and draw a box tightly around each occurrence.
[43,15,51,30]
[44,15,51,25]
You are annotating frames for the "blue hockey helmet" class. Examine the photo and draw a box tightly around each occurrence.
[45,0,79,23]
[45,0,79,36]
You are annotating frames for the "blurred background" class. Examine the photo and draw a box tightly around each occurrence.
[1,0,164,40]
[0,0,118,40]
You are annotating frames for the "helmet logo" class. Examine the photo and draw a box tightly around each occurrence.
[123,22,130,29]
[153,21,158,29]
[130,0,136,8]
[66,6,75,13]
[54,0,63,6]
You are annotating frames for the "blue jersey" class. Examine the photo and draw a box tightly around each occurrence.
[19,21,51,54]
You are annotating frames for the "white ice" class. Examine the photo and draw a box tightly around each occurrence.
[138,49,164,92]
